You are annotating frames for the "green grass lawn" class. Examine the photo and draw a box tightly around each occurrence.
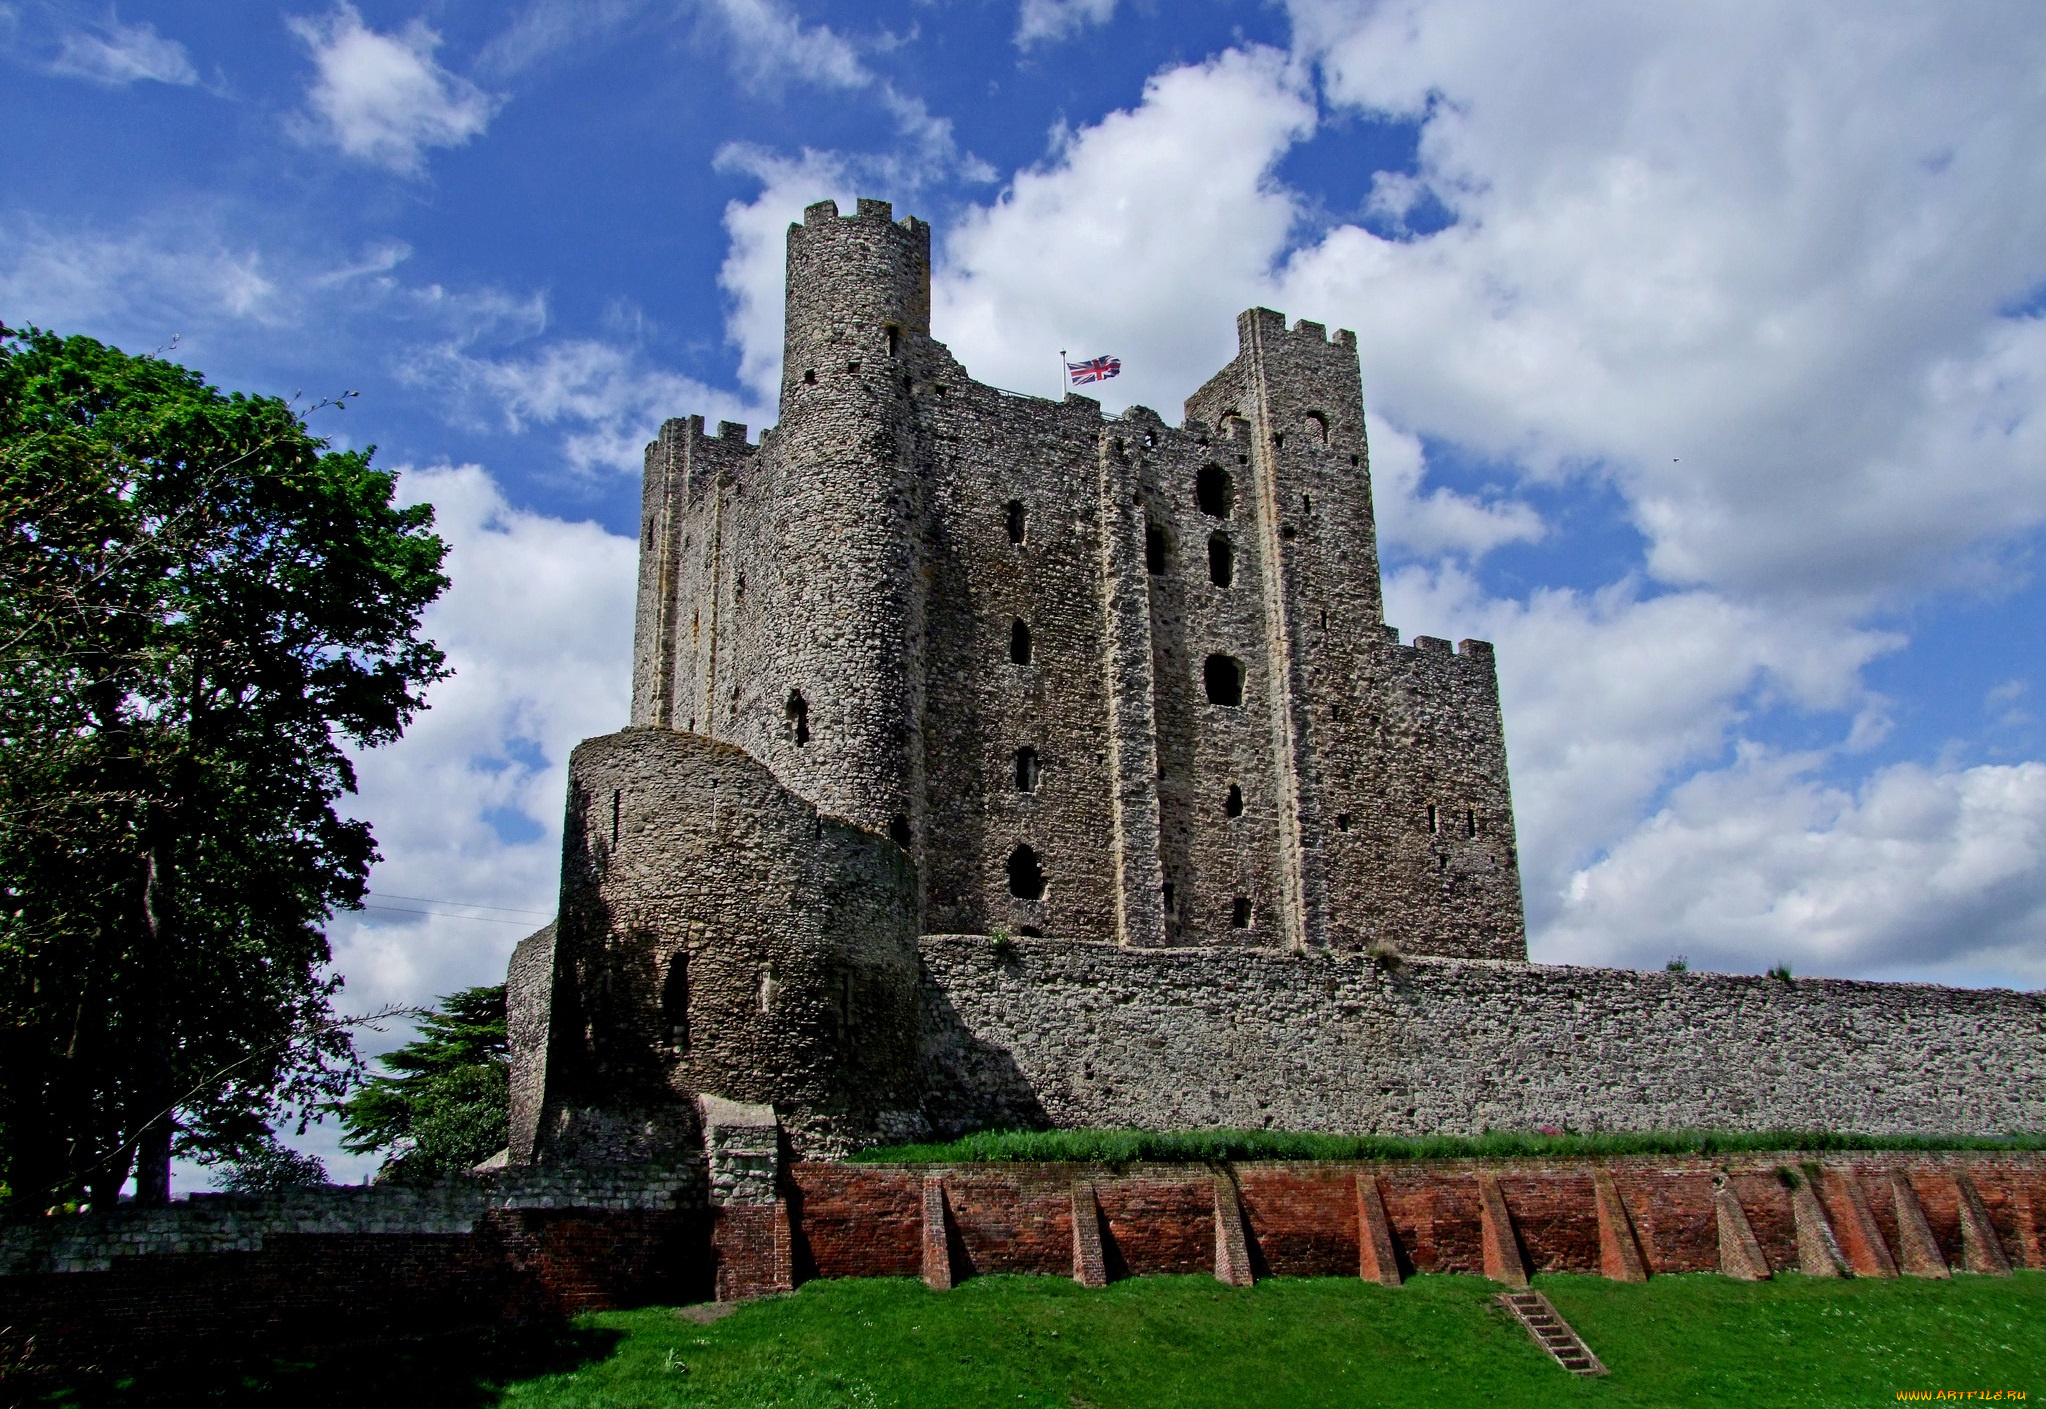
[33,1272,2045,1407]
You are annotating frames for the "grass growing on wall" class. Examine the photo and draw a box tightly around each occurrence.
[848,1126,2046,1165]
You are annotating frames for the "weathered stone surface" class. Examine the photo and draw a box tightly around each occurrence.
[626,200,1522,960]
[916,936,2046,1138]
[528,728,924,1158]
[509,197,2044,1161]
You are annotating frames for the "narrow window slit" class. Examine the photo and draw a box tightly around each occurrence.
[1007,844,1047,901]
[1231,897,1253,928]
[1224,784,1244,818]
[1006,500,1027,545]
[1204,654,1244,707]
[661,951,689,1050]
[1010,618,1033,665]
[889,815,913,847]
[786,690,810,745]
[1014,746,1040,793]
[611,789,621,847]
[1427,802,1439,834]
[1196,465,1233,518]
[1208,533,1234,588]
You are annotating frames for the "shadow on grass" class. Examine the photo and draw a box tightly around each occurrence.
[6,1321,624,1409]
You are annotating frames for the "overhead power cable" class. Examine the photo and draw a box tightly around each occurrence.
[359,904,539,927]
[367,892,553,918]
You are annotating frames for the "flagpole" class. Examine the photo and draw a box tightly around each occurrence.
[1059,349,1067,400]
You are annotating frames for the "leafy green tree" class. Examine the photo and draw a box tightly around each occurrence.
[0,323,450,1208]
[338,984,509,1181]
[213,1135,329,1195]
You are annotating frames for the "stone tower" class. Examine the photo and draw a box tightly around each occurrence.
[510,199,1527,1159]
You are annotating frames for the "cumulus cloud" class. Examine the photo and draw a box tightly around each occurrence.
[1367,420,1543,561]
[1279,0,2046,604]
[936,46,1314,413]
[45,15,197,85]
[1015,0,1116,48]
[288,2,499,176]
[399,335,759,476]
[326,463,636,1016]
[1546,751,2046,990]
[895,9,2046,984]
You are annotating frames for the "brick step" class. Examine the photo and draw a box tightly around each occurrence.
[1496,1291,1607,1377]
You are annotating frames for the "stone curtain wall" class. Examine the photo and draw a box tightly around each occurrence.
[918,936,2046,1139]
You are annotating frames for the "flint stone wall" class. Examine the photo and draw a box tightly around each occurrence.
[917,934,2046,1138]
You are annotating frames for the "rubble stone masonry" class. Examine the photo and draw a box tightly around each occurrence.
[507,197,2039,1158]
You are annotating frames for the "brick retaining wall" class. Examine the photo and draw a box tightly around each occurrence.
[4,1151,2042,1378]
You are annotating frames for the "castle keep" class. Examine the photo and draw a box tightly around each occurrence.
[5,204,2042,1368]
[633,197,1521,957]
[507,200,2045,1164]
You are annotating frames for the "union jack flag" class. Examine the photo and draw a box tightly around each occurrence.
[1066,354,1121,385]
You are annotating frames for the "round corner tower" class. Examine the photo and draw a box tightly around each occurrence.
[737,197,934,849]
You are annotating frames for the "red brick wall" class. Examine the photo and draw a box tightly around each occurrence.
[790,1153,2045,1284]
[6,1152,2041,1377]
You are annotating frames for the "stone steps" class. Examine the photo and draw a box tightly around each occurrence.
[1496,1290,1607,1376]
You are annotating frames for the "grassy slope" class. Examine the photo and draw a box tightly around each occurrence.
[493,1273,2046,1409]
[35,1272,2043,1406]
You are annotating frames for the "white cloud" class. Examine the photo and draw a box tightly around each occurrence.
[1382,564,1902,916]
[1547,751,2046,990]
[325,464,636,1016]
[935,46,1314,413]
[46,16,196,85]
[1367,419,1543,560]
[399,335,760,476]
[287,2,499,176]
[0,216,281,331]
[1279,0,2046,604]
[1015,0,1116,48]
[703,0,979,178]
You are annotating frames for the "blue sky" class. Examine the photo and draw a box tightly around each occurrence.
[6,0,2046,1178]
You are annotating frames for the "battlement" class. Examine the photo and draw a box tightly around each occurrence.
[1238,306,1359,351]
[1381,627,1498,665]
[801,196,928,237]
